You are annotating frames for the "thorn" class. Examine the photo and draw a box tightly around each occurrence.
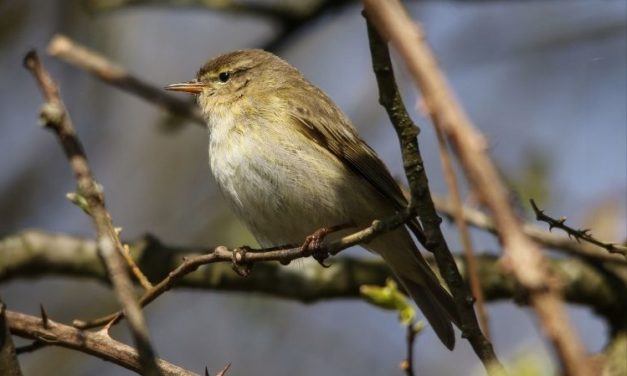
[216,363,232,376]
[205,366,210,376]
[40,304,49,329]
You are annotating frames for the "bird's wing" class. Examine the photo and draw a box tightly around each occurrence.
[286,90,408,209]
[284,86,429,244]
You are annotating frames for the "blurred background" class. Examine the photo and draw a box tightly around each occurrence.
[1,0,625,375]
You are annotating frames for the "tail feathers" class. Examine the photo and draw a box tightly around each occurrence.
[400,276,457,350]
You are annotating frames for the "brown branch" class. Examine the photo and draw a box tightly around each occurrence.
[73,215,413,329]
[433,196,627,265]
[364,15,502,372]
[5,309,197,376]
[1,230,625,328]
[23,50,161,375]
[399,322,423,376]
[362,1,593,375]
[434,113,490,339]
[0,301,23,376]
[47,35,204,125]
[530,199,627,259]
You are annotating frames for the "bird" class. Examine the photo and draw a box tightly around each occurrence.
[166,49,460,349]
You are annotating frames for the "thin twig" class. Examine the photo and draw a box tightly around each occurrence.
[6,309,197,376]
[433,118,490,339]
[433,196,627,265]
[530,199,627,259]
[362,1,593,375]
[73,215,413,329]
[364,15,503,372]
[23,50,161,376]
[400,321,423,376]
[47,35,203,125]
[122,244,153,290]
[2,230,625,329]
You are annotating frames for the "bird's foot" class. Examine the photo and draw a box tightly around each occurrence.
[300,224,350,268]
[231,246,253,277]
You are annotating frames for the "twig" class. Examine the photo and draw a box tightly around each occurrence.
[5,309,197,376]
[47,35,203,125]
[122,244,153,290]
[73,216,413,329]
[23,50,161,376]
[1,230,625,328]
[0,301,23,376]
[362,1,593,375]
[433,111,490,339]
[433,196,627,265]
[530,199,627,259]
[364,15,503,372]
[400,321,423,376]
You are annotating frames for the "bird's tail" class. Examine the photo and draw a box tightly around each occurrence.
[370,231,460,350]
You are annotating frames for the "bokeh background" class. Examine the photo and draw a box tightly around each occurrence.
[1,0,625,375]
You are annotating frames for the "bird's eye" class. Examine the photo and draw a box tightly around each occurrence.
[218,72,231,83]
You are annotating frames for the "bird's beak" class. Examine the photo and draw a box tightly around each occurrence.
[165,80,206,94]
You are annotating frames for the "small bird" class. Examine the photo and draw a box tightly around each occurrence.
[166,49,460,349]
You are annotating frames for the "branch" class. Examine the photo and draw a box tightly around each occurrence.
[47,35,204,125]
[364,15,502,372]
[1,230,625,328]
[530,199,627,259]
[433,196,627,265]
[362,1,592,375]
[23,51,160,375]
[0,301,22,376]
[5,309,197,376]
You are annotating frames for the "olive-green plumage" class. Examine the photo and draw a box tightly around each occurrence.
[167,49,460,349]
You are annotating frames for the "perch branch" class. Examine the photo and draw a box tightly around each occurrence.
[362,1,593,375]
[23,50,160,375]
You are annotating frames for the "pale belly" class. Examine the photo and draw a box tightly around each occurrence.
[208,124,381,247]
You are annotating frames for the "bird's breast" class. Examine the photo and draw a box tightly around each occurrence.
[207,114,362,246]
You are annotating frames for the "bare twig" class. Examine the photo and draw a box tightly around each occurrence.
[433,112,490,339]
[364,15,502,372]
[73,216,414,329]
[530,199,627,259]
[400,321,423,376]
[433,196,627,265]
[23,50,160,376]
[215,363,231,376]
[0,301,23,376]
[122,244,154,290]
[5,309,197,376]
[1,230,625,327]
[47,35,203,125]
[362,1,593,375]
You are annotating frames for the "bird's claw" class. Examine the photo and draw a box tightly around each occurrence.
[231,246,253,277]
[300,224,349,268]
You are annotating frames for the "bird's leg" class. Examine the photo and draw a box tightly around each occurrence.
[301,224,351,268]
[231,246,254,277]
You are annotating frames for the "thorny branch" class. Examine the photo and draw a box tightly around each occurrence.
[23,50,161,376]
[73,216,415,329]
[364,15,503,372]
[362,1,593,375]
[530,199,627,259]
[5,309,197,376]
